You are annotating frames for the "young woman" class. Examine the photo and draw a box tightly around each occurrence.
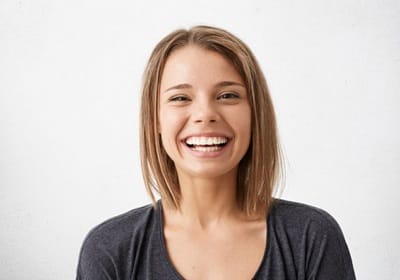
[76,26,356,279]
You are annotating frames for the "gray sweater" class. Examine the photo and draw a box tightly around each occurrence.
[76,199,356,279]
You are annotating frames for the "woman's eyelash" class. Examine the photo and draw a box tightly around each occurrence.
[168,92,240,102]
[168,95,189,102]
[218,92,239,99]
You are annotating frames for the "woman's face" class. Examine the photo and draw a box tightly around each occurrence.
[158,45,251,180]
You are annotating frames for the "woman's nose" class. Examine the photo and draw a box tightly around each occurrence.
[193,99,219,124]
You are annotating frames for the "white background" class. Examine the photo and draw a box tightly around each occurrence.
[1,0,399,279]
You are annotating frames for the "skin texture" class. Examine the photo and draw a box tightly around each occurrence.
[158,45,266,280]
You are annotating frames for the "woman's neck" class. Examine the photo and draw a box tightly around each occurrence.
[165,170,243,231]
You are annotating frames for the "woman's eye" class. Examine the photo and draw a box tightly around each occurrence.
[218,92,239,99]
[169,95,189,102]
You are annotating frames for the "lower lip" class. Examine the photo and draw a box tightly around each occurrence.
[183,141,231,158]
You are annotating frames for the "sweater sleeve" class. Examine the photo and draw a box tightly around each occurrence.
[304,210,356,280]
[76,230,119,280]
[75,205,155,280]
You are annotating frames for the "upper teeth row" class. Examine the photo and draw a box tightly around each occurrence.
[186,136,228,145]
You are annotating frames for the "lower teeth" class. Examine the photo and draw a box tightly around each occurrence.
[192,145,222,152]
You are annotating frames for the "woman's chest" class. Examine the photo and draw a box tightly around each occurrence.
[163,227,267,280]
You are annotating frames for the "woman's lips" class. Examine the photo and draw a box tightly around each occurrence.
[182,135,232,157]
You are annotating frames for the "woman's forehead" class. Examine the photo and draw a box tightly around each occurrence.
[160,45,244,93]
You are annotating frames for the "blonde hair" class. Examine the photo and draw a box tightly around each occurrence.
[140,25,283,216]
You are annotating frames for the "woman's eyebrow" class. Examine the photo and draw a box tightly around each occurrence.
[164,83,192,93]
[163,81,245,93]
[214,81,245,88]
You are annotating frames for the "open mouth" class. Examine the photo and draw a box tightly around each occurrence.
[184,136,230,152]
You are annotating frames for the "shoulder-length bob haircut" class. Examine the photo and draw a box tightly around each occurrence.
[140,25,283,216]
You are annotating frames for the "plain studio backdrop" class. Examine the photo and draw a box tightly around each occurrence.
[1,0,399,279]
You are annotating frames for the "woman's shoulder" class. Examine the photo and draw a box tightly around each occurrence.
[270,198,341,230]
[268,198,350,246]
[261,199,356,279]
[81,203,157,246]
[76,203,160,278]
[78,203,158,260]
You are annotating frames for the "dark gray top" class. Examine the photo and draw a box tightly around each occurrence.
[76,199,356,279]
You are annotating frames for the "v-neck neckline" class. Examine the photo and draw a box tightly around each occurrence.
[156,200,271,279]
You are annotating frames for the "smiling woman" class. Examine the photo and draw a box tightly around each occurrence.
[76,26,356,279]
[158,46,251,189]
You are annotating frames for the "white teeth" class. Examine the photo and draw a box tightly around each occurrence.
[192,146,222,152]
[185,136,228,146]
